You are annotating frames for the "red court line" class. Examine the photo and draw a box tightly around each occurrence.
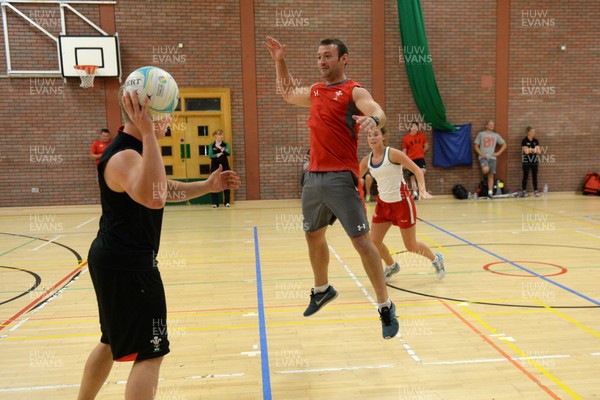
[26,298,436,321]
[0,262,87,332]
[439,299,561,400]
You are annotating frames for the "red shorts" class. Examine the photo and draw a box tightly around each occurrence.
[372,192,417,229]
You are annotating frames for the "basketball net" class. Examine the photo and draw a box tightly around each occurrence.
[73,65,99,88]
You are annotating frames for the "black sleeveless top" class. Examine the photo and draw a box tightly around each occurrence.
[88,130,163,270]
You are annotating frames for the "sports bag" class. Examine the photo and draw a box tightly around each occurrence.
[583,172,600,195]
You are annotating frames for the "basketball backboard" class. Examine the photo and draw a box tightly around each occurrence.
[58,35,121,79]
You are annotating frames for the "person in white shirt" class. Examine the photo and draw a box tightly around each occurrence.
[359,128,446,282]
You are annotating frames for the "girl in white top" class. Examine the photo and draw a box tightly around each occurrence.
[359,128,445,281]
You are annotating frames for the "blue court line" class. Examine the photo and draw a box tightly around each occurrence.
[253,226,272,400]
[419,218,600,307]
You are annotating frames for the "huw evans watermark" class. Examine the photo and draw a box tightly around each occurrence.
[521,9,556,29]
[275,9,309,28]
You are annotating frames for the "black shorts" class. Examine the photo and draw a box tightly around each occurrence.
[88,244,170,362]
[405,158,426,176]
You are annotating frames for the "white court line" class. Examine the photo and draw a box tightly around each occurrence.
[275,364,395,374]
[328,245,422,363]
[162,238,246,244]
[0,384,82,393]
[329,245,377,306]
[399,339,422,363]
[590,353,600,356]
[8,317,29,332]
[75,217,96,229]
[422,354,570,366]
[4,270,88,339]
[241,351,260,357]
[574,229,600,240]
[0,373,246,392]
[30,235,63,251]
[184,373,245,380]
[243,312,258,317]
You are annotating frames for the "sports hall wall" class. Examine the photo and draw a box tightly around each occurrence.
[0,0,597,207]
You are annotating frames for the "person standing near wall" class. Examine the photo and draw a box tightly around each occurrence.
[401,122,428,201]
[474,120,507,198]
[209,129,232,208]
[520,126,541,197]
[90,128,112,166]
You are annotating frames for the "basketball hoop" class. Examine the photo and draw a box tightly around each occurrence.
[73,65,99,88]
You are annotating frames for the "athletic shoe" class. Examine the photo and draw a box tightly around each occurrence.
[379,302,400,339]
[517,190,525,198]
[212,204,218,208]
[303,286,338,317]
[225,203,231,207]
[384,262,401,282]
[432,253,446,280]
[534,190,540,197]
[487,192,494,199]
[523,190,529,197]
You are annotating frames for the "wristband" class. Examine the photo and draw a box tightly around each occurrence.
[370,115,380,127]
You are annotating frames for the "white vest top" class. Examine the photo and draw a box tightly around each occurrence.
[368,147,406,203]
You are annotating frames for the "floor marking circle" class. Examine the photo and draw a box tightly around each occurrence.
[484,261,567,278]
[0,266,42,306]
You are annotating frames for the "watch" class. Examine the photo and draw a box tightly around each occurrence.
[370,115,380,127]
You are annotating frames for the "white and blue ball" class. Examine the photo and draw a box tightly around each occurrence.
[125,66,179,115]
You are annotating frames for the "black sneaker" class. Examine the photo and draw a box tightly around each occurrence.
[303,286,338,317]
[379,302,400,339]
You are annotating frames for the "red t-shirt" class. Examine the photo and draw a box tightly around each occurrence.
[307,79,362,177]
[91,139,112,165]
[402,132,427,160]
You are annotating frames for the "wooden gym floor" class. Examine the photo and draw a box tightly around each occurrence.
[0,194,599,399]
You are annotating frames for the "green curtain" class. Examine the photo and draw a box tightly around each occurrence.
[397,0,456,131]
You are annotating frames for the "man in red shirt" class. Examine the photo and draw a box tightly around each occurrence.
[90,128,112,166]
[265,36,399,339]
[402,122,429,200]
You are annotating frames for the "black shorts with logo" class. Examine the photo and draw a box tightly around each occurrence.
[88,239,170,362]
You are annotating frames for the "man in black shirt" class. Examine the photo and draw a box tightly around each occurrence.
[78,87,240,400]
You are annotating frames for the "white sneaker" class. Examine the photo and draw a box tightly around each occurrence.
[225,203,231,207]
[432,253,445,280]
[384,262,401,282]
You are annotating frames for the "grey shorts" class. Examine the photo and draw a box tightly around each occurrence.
[301,171,369,237]
[479,158,497,174]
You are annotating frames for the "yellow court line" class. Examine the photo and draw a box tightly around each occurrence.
[490,206,522,219]
[532,298,600,339]
[10,308,547,330]
[3,303,556,340]
[511,202,600,230]
[4,332,101,341]
[460,304,582,400]
[2,317,377,340]
[9,299,549,329]
[457,308,547,317]
[564,229,600,244]
[415,232,448,254]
